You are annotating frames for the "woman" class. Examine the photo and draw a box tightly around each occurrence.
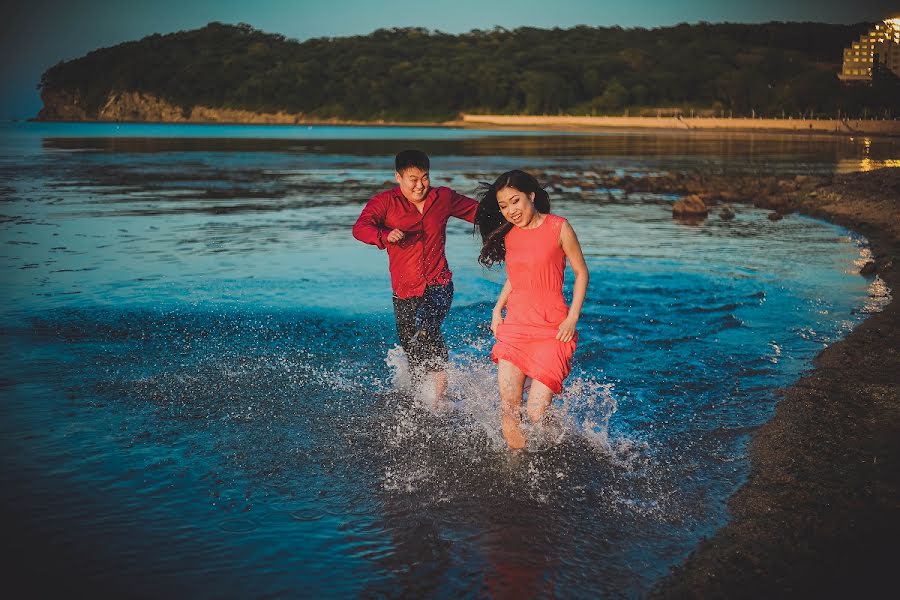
[475,170,589,450]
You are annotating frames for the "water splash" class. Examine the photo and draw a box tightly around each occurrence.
[375,347,658,515]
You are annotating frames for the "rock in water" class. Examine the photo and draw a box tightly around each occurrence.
[860,261,877,276]
[672,194,708,218]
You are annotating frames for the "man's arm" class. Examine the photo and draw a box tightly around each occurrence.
[449,189,479,224]
[352,195,393,249]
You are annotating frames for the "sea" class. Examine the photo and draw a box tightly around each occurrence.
[0,121,896,597]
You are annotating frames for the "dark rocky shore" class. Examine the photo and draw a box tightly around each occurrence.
[532,165,900,597]
[610,167,899,598]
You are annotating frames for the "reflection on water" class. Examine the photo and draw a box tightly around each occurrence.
[854,157,900,172]
[0,122,892,596]
[37,127,900,175]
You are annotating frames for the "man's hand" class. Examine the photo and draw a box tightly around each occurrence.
[386,229,405,244]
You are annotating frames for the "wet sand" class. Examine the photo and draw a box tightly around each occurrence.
[654,168,900,597]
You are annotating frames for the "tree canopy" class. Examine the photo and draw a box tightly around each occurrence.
[38,21,900,120]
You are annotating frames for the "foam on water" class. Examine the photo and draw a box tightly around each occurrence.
[386,345,627,452]
[376,346,664,520]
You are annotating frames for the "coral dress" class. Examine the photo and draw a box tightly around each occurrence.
[491,214,577,394]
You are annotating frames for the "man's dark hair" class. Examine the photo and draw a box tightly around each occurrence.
[395,149,430,173]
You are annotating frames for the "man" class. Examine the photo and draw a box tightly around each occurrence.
[352,150,478,401]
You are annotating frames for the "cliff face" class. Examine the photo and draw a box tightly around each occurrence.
[37,89,92,121]
[97,91,188,122]
[38,89,307,124]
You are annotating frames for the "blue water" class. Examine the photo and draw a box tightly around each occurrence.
[0,121,893,597]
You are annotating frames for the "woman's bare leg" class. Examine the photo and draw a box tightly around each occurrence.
[497,360,527,449]
[525,379,554,424]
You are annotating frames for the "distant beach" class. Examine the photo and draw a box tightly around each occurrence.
[33,111,900,138]
[31,89,900,138]
[458,114,900,137]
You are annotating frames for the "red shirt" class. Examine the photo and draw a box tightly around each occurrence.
[353,186,478,299]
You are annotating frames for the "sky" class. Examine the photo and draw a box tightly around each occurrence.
[2,0,898,119]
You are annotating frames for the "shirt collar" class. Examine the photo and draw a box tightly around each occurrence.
[392,186,437,213]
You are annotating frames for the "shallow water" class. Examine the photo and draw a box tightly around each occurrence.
[0,122,894,597]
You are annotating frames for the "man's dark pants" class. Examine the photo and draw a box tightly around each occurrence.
[392,281,453,381]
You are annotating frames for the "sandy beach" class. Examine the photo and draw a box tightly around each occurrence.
[646,168,900,597]
[34,100,900,138]
[458,114,900,137]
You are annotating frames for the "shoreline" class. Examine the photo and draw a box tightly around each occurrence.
[29,114,900,138]
[460,114,900,137]
[646,168,900,597]
[27,116,452,129]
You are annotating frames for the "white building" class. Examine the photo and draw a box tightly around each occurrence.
[839,16,900,82]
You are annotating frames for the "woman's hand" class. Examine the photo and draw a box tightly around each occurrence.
[491,281,511,337]
[491,309,504,336]
[556,316,578,342]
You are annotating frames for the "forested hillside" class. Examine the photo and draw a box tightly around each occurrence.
[38,21,899,121]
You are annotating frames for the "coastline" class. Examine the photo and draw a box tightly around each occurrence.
[32,90,900,137]
[28,116,451,129]
[650,168,900,597]
[459,114,900,137]
[31,114,900,138]
[31,114,900,139]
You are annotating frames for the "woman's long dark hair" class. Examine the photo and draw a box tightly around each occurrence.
[474,170,551,267]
